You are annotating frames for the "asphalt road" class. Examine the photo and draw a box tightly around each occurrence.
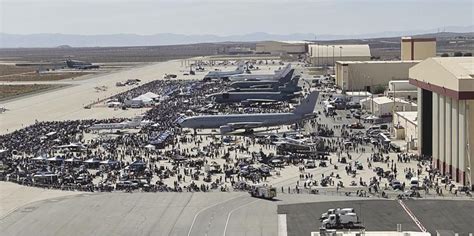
[404,200,474,235]
[278,200,420,236]
[278,199,474,236]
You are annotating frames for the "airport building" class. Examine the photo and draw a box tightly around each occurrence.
[360,96,417,117]
[386,80,418,100]
[335,60,420,92]
[393,111,418,150]
[255,41,308,55]
[410,57,474,187]
[308,44,371,66]
[401,37,437,60]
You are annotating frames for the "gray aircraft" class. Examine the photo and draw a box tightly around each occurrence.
[178,91,318,134]
[230,69,295,89]
[228,63,292,81]
[210,91,297,104]
[203,62,245,81]
[229,75,301,94]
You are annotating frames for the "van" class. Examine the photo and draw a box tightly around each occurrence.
[366,125,380,133]
[410,177,419,190]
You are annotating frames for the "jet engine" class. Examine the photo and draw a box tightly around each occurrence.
[219,125,233,134]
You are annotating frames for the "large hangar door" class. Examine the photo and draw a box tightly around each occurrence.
[422,89,433,157]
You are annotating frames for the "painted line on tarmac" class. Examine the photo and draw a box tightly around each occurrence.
[223,198,260,236]
[398,200,427,232]
[278,214,288,236]
[187,194,245,236]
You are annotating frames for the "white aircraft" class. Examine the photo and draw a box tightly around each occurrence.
[203,61,245,80]
[88,116,149,131]
[178,91,319,134]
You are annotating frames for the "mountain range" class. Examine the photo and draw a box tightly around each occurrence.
[1,25,472,48]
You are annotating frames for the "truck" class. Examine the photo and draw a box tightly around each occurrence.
[249,185,277,200]
[321,213,361,229]
[320,208,354,220]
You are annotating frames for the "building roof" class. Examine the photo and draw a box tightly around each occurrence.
[277,40,309,45]
[309,44,371,57]
[335,60,420,65]
[409,57,474,99]
[346,91,372,96]
[395,111,418,124]
[362,96,415,105]
[431,57,474,80]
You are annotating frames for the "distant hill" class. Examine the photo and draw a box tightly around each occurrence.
[1,25,473,48]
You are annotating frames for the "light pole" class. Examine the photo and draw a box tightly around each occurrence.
[332,45,335,66]
[317,44,320,66]
[326,45,329,67]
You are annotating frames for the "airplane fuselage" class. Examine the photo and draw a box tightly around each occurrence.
[179,113,301,129]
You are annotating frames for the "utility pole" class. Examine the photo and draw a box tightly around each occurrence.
[332,45,335,66]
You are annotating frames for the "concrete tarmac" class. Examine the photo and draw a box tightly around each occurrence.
[0,191,362,236]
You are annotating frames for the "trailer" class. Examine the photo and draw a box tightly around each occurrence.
[249,185,277,200]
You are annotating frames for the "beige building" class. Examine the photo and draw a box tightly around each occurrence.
[410,57,474,187]
[401,37,436,60]
[386,80,418,100]
[308,44,371,66]
[335,60,420,92]
[256,41,308,55]
[360,96,417,117]
[393,111,418,150]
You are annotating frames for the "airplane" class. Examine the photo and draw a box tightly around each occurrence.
[229,68,295,89]
[210,91,298,104]
[177,91,319,134]
[228,63,292,82]
[66,59,99,69]
[203,61,245,81]
[229,76,301,94]
[88,116,149,131]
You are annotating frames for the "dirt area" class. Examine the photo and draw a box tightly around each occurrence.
[0,84,63,101]
[0,72,90,82]
[0,65,36,76]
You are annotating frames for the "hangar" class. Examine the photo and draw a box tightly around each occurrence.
[308,44,371,66]
[255,41,308,55]
[335,60,420,92]
[410,57,474,187]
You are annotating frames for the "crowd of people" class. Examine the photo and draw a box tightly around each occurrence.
[0,76,471,200]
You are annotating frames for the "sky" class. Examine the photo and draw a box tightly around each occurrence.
[0,0,473,36]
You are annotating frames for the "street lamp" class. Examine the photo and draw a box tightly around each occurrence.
[332,45,335,66]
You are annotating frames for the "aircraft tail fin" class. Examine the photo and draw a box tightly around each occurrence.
[288,75,300,86]
[293,91,319,115]
[278,69,295,84]
[274,63,291,79]
[129,116,143,126]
